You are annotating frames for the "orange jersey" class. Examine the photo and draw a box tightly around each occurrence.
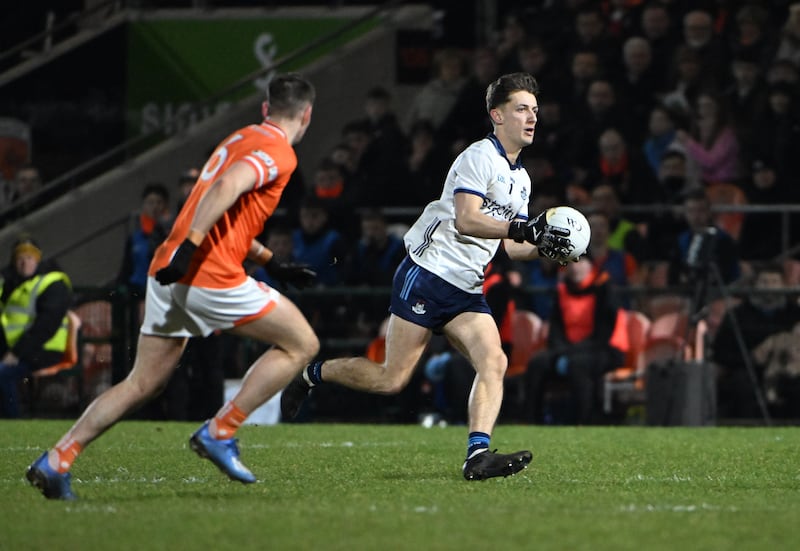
[149,121,297,288]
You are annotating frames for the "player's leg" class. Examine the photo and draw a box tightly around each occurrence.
[319,315,430,393]
[281,314,431,419]
[189,293,318,483]
[444,312,507,435]
[444,312,532,481]
[27,334,186,499]
[227,295,319,412]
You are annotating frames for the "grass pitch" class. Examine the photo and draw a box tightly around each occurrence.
[2,421,799,551]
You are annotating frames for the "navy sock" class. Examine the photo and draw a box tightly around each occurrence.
[305,361,324,386]
[467,432,490,459]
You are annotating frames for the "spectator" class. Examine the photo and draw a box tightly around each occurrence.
[405,48,468,133]
[403,120,451,207]
[713,263,800,418]
[358,86,408,205]
[738,159,794,261]
[494,10,529,74]
[639,1,680,79]
[589,183,646,263]
[667,188,741,286]
[569,79,636,175]
[661,45,713,117]
[571,6,621,73]
[584,127,659,214]
[675,91,741,185]
[586,211,640,292]
[766,57,800,87]
[642,103,679,177]
[514,38,568,101]
[751,82,800,182]
[0,235,72,417]
[753,320,800,419]
[116,182,171,297]
[680,9,729,88]
[345,209,406,337]
[724,53,769,147]
[729,4,777,67]
[775,1,800,67]
[525,256,628,425]
[292,196,347,288]
[309,157,358,235]
[438,46,499,150]
[175,167,199,214]
[563,49,602,113]
[656,148,699,203]
[10,164,42,208]
[618,36,666,137]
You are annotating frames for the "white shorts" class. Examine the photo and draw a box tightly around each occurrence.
[140,276,281,337]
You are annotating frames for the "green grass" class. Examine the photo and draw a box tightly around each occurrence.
[2,421,799,551]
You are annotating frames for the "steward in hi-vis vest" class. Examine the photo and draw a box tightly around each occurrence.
[0,236,72,417]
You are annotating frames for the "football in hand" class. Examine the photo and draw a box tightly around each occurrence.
[544,205,591,261]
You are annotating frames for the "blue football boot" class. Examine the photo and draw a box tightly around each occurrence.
[26,451,77,500]
[189,421,256,484]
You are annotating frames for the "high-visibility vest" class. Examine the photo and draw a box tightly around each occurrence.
[607,218,636,251]
[1,271,71,353]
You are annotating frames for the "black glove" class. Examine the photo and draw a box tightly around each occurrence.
[265,261,317,290]
[527,210,575,265]
[537,229,576,266]
[155,239,198,285]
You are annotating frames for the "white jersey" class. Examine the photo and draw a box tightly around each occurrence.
[404,134,531,294]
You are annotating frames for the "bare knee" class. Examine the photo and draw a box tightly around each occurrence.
[372,362,414,394]
[479,350,508,381]
[291,332,319,367]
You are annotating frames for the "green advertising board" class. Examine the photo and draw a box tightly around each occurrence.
[126,15,376,137]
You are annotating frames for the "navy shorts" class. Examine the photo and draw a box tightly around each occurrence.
[389,256,491,331]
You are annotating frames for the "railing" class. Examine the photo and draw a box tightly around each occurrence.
[0,0,404,228]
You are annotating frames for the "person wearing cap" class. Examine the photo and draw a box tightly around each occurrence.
[0,236,72,417]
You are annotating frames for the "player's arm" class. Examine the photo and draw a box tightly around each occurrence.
[155,162,257,285]
[454,191,525,239]
[185,161,257,246]
[452,192,556,261]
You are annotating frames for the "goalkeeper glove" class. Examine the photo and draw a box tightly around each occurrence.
[155,239,198,285]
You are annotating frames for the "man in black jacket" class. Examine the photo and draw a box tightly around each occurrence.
[0,235,72,417]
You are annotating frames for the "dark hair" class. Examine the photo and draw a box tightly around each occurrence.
[485,72,540,113]
[682,187,709,204]
[142,182,169,201]
[266,73,316,118]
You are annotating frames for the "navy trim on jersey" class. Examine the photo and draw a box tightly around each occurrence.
[412,218,441,257]
[453,187,485,199]
[486,133,524,170]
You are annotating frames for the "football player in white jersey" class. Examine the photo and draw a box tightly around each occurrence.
[283,73,573,480]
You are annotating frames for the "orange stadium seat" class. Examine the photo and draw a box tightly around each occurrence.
[602,310,652,413]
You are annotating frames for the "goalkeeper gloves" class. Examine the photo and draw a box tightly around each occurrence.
[508,212,575,264]
[155,239,198,285]
[265,260,317,290]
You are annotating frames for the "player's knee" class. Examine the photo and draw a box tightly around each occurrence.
[296,333,320,365]
[483,349,508,380]
[374,364,412,394]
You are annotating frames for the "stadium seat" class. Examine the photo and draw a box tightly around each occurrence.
[507,310,547,378]
[706,182,747,240]
[602,310,651,414]
[74,300,114,399]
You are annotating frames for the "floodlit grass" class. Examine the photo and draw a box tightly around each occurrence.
[2,421,799,550]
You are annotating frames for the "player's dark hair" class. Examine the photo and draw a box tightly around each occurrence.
[485,72,539,113]
[266,73,316,118]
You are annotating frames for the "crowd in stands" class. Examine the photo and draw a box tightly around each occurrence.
[6,1,800,423]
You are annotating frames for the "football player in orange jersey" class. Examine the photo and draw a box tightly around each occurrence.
[26,74,320,500]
